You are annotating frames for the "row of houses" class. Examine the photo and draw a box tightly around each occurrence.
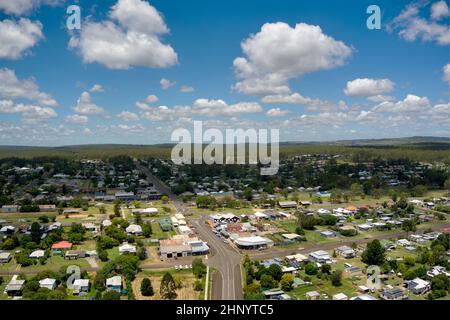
[159,235,209,259]
[4,274,123,297]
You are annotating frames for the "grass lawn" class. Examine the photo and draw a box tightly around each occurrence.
[0,259,17,271]
[0,275,12,300]
[19,255,90,272]
[132,269,202,300]
[106,247,120,261]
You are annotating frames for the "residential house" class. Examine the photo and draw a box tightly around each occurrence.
[278,201,297,209]
[408,278,431,295]
[51,241,73,254]
[336,246,356,258]
[427,266,450,278]
[125,224,142,236]
[73,279,90,294]
[65,250,86,260]
[309,250,332,264]
[29,249,45,259]
[0,252,11,263]
[305,291,320,300]
[39,278,57,290]
[234,236,274,250]
[320,230,337,238]
[119,242,137,255]
[1,205,20,213]
[106,275,122,292]
[380,287,408,300]
[5,275,25,296]
[332,293,348,300]
[38,205,56,212]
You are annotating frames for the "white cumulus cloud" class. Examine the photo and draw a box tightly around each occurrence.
[344,78,395,97]
[0,18,44,60]
[69,0,177,69]
[73,91,106,115]
[266,108,289,117]
[117,111,139,121]
[232,22,352,95]
[0,68,57,106]
[0,0,61,15]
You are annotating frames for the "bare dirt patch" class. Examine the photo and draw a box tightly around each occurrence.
[132,273,199,300]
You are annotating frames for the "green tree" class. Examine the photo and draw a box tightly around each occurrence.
[140,278,154,296]
[160,272,177,300]
[268,263,282,281]
[192,258,207,279]
[101,290,121,300]
[305,262,318,275]
[260,274,277,289]
[161,195,169,203]
[361,240,385,266]
[330,270,342,286]
[280,273,294,291]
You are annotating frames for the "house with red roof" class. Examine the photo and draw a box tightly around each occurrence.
[51,241,73,253]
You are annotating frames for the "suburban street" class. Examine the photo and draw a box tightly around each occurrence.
[248,223,450,261]
[136,162,244,300]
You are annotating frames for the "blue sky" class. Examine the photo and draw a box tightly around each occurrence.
[0,0,448,146]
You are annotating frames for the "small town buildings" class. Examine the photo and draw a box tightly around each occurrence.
[159,238,191,258]
[305,291,320,300]
[115,192,135,202]
[332,293,348,300]
[336,246,356,258]
[210,213,239,224]
[346,266,363,276]
[233,236,274,250]
[5,275,25,296]
[102,220,112,228]
[427,266,450,278]
[0,225,15,235]
[73,279,90,294]
[83,223,98,232]
[48,222,62,231]
[65,250,86,260]
[317,208,331,215]
[63,208,80,214]
[159,218,172,231]
[320,230,337,238]
[397,239,413,247]
[39,278,57,290]
[29,249,45,259]
[178,225,192,235]
[357,223,373,231]
[0,252,11,263]
[119,242,137,255]
[126,224,142,236]
[380,287,408,300]
[350,294,378,300]
[309,250,332,264]
[278,201,297,209]
[38,204,56,212]
[131,207,158,215]
[281,233,302,242]
[1,205,20,213]
[51,241,73,253]
[188,240,210,256]
[106,275,122,292]
[408,278,431,295]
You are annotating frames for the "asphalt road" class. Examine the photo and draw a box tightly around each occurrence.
[247,223,450,261]
[136,162,244,300]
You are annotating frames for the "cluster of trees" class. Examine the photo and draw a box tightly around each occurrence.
[242,256,294,299]
[94,254,140,300]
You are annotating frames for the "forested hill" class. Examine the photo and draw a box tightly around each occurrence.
[0,136,448,163]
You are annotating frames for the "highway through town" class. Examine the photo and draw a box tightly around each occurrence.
[136,162,244,300]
